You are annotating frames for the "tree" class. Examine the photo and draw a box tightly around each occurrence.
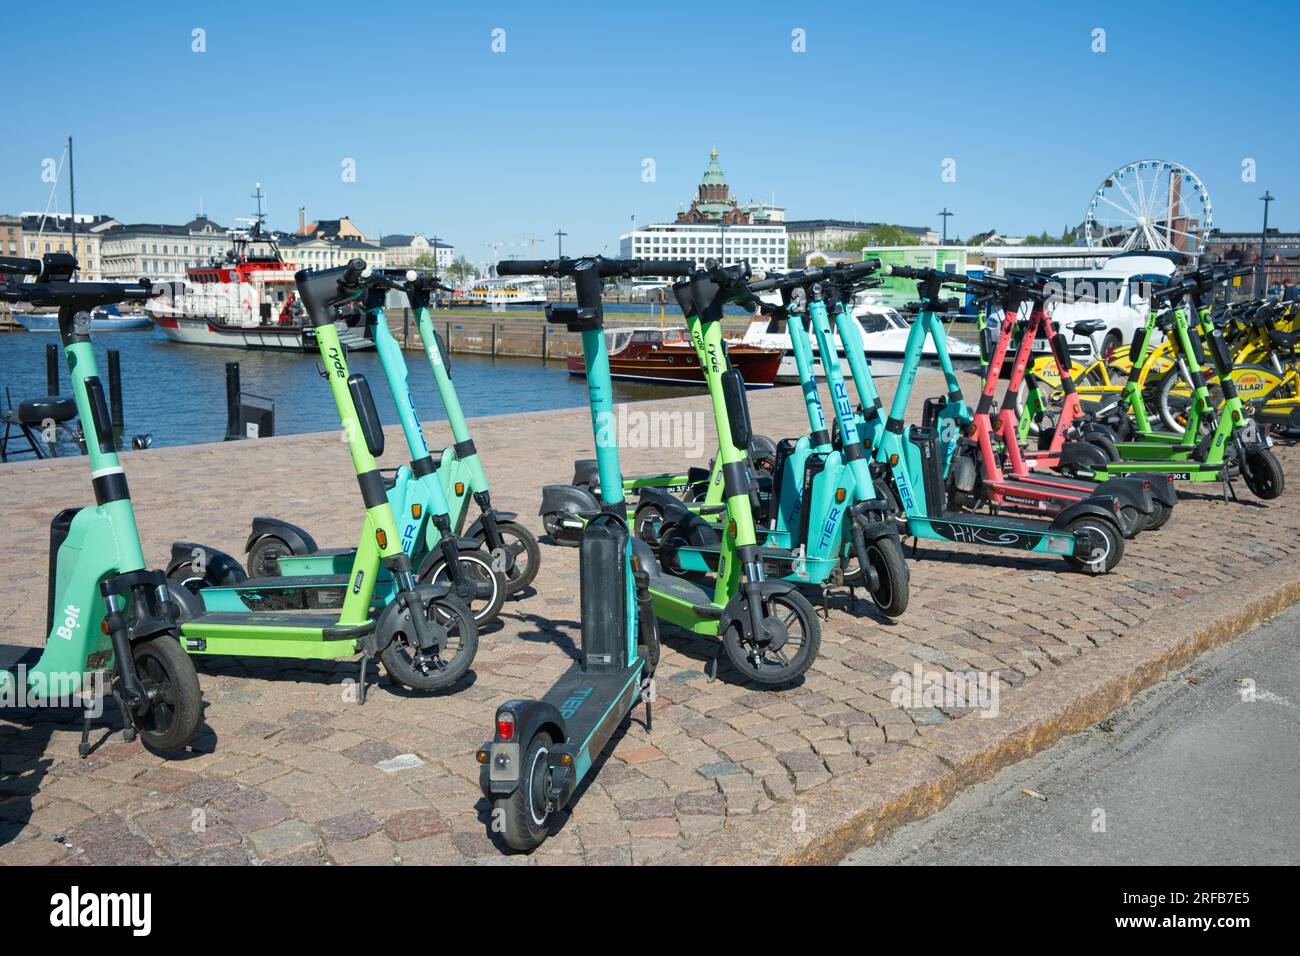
[411,251,440,271]
[808,255,828,268]
[828,225,921,252]
[788,238,802,259]
[445,255,476,284]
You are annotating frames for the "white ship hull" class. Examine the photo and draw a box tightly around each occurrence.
[153,315,373,351]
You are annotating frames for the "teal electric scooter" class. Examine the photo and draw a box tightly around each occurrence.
[0,254,202,755]
[476,256,690,851]
[403,272,541,594]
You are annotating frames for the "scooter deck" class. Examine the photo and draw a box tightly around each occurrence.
[911,510,1074,556]
[198,574,352,613]
[647,574,722,634]
[541,660,644,783]
[180,611,361,659]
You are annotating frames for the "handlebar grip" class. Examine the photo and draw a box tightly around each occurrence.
[883,265,920,279]
[0,256,41,276]
[628,259,693,278]
[340,258,367,287]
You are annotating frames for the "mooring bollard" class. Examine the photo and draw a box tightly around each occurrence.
[224,362,241,441]
[107,349,123,437]
[45,342,59,395]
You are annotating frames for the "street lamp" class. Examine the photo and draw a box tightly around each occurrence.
[1258,191,1275,297]
[937,207,954,246]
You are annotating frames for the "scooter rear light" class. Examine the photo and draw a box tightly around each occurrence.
[496,713,515,741]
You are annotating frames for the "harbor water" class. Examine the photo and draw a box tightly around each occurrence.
[0,328,706,450]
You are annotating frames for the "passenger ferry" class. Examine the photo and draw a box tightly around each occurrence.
[459,277,547,307]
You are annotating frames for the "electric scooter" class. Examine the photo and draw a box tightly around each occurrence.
[165,261,479,698]
[0,253,202,755]
[651,261,910,617]
[1074,269,1285,501]
[962,272,1174,533]
[521,256,823,684]
[405,272,541,593]
[841,265,1129,573]
[185,270,507,628]
[476,255,683,852]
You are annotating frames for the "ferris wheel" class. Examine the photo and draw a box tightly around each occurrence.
[1084,160,1212,257]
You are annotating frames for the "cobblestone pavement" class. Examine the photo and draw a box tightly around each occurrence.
[2,368,1297,864]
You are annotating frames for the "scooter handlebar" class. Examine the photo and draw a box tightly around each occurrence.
[496,257,694,279]
[0,255,42,276]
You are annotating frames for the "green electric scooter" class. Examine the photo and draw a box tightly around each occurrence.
[165,260,478,699]
[237,270,541,596]
[0,253,202,756]
[186,269,508,628]
[1074,268,1284,501]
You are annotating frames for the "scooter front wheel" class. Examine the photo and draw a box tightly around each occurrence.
[379,593,478,692]
[421,551,506,628]
[486,520,541,595]
[129,632,203,754]
[722,590,820,686]
[862,537,909,618]
[494,730,555,852]
[1062,516,1124,575]
[1243,446,1284,500]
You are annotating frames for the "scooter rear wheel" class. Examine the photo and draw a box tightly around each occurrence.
[129,632,202,754]
[1062,516,1124,575]
[1145,499,1173,531]
[248,535,292,579]
[1243,447,1285,500]
[379,593,478,692]
[495,731,554,852]
[722,590,820,686]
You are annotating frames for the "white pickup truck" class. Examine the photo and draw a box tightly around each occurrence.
[1046,251,1183,359]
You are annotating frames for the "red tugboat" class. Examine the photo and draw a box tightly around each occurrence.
[566,326,782,388]
[150,186,372,352]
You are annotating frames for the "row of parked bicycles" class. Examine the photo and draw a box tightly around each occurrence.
[0,249,1289,854]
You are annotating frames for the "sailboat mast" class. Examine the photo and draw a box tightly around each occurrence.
[68,136,77,261]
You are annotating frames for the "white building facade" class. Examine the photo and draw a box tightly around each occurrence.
[619,222,788,271]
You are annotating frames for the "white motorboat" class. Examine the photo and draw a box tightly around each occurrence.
[742,295,980,380]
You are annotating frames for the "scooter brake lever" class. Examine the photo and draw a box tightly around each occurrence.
[315,362,329,380]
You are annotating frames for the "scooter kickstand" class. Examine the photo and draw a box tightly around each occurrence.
[78,703,93,758]
[356,653,371,705]
[706,649,719,683]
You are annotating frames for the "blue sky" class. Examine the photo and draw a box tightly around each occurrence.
[4,0,1295,266]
